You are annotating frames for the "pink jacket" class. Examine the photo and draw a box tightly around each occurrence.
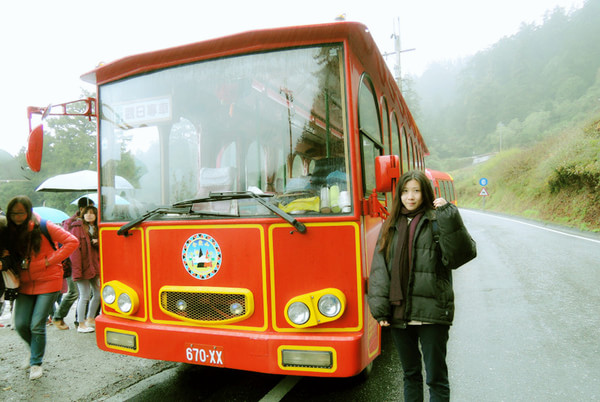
[69,220,99,281]
[19,219,79,295]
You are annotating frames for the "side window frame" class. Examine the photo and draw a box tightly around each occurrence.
[357,74,383,196]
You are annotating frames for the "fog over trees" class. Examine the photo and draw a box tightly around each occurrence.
[406,0,600,165]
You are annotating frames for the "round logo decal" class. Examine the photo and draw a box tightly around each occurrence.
[181,233,222,280]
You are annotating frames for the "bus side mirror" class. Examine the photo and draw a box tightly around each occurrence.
[26,124,44,172]
[374,155,399,193]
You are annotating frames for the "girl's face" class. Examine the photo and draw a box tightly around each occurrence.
[9,203,28,226]
[83,210,96,224]
[401,179,423,212]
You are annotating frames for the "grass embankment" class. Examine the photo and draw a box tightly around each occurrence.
[451,116,600,232]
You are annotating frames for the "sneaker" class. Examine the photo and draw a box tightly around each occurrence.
[29,365,43,380]
[77,325,94,333]
[53,319,70,330]
[85,318,95,328]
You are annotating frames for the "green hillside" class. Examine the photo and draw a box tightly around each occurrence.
[452,115,600,232]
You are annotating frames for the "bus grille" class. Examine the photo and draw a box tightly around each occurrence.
[159,288,252,323]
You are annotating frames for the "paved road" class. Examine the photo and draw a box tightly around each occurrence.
[108,210,600,401]
[3,209,599,401]
[448,210,600,401]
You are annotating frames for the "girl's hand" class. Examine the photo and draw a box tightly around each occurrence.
[379,320,390,327]
[433,198,448,209]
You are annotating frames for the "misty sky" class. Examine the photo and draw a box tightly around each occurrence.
[0,0,585,156]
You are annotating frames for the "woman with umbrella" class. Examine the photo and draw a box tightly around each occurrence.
[5,195,79,380]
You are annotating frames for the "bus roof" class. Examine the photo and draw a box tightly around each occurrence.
[425,168,454,181]
[81,21,426,154]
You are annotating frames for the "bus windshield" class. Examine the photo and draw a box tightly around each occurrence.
[99,44,350,222]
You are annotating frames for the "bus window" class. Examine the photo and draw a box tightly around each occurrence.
[381,97,390,155]
[362,136,379,195]
[407,137,414,170]
[358,75,382,195]
[401,126,409,173]
[391,113,400,160]
[99,44,350,219]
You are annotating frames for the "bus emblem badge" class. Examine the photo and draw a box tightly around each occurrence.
[181,233,222,279]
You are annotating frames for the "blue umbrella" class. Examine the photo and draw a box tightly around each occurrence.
[33,207,70,223]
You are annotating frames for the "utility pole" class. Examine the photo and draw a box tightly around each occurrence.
[393,17,402,91]
[383,17,415,93]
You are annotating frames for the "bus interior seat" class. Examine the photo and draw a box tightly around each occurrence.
[193,167,236,212]
[310,157,346,189]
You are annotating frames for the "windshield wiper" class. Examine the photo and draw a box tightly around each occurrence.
[117,206,189,236]
[117,205,240,237]
[174,191,307,234]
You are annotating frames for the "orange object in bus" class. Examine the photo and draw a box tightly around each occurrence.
[425,168,457,205]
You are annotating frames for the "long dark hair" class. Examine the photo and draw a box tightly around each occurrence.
[6,195,42,257]
[81,205,99,239]
[378,170,435,256]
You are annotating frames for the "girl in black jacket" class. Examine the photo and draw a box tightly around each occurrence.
[368,170,476,402]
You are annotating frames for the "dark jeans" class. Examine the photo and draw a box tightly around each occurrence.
[53,277,79,320]
[391,324,450,402]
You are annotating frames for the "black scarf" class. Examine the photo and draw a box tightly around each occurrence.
[389,205,425,321]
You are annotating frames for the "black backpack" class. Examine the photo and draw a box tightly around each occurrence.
[39,219,72,278]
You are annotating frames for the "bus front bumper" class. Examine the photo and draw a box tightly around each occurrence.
[95,315,374,377]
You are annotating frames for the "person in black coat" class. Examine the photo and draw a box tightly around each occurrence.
[368,170,476,402]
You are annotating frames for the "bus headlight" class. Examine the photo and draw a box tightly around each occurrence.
[102,281,140,316]
[287,302,310,325]
[118,293,133,313]
[318,294,342,317]
[102,285,116,304]
[284,288,346,328]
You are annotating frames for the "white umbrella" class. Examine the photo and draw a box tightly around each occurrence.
[71,192,129,206]
[0,149,30,182]
[36,170,134,192]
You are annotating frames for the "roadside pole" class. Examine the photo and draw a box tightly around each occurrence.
[479,178,489,209]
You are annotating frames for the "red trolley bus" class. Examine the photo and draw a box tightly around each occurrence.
[27,22,427,377]
[425,168,457,205]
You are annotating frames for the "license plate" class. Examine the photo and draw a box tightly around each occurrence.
[185,343,224,366]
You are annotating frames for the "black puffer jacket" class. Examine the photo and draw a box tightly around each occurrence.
[367,203,476,328]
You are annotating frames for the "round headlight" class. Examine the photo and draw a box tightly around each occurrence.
[102,285,116,304]
[318,294,341,317]
[117,293,133,313]
[230,302,244,315]
[287,301,310,325]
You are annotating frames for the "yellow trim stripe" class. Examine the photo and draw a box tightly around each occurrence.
[145,224,269,331]
[268,222,363,332]
[99,227,149,322]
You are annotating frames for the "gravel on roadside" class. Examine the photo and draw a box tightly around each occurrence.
[0,301,176,401]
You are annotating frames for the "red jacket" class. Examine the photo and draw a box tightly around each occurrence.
[19,219,79,295]
[69,220,99,281]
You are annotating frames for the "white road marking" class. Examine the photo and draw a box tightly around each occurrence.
[259,375,302,402]
[464,209,600,244]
